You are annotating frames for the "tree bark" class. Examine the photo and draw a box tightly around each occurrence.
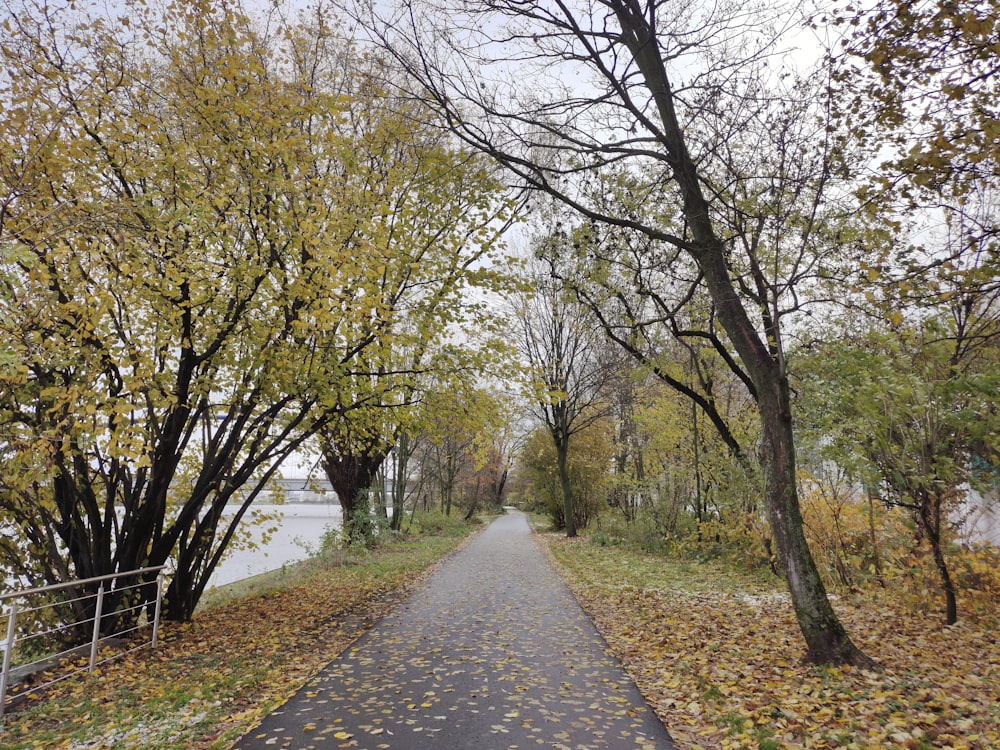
[610,0,873,666]
[390,434,414,531]
[322,450,389,544]
[866,490,886,587]
[756,376,874,665]
[920,491,958,625]
[555,430,577,538]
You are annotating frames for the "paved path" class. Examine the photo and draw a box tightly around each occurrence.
[233,511,675,750]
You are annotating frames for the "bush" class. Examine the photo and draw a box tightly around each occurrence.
[322,504,390,550]
[952,543,1000,623]
[591,530,614,547]
[409,509,475,537]
[618,512,672,555]
[588,504,779,577]
[887,541,1000,626]
[798,476,911,592]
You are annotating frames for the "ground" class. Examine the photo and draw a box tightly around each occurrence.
[1,523,997,750]
[541,534,1000,750]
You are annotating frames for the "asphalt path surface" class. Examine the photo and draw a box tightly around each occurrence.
[233,511,675,750]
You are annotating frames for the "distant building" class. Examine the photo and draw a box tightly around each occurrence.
[960,489,999,547]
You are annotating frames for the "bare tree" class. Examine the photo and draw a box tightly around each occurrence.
[514,251,618,537]
[349,0,873,665]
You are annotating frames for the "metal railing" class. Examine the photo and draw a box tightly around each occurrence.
[0,565,166,718]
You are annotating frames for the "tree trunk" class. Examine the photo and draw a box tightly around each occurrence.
[464,477,482,521]
[866,490,886,587]
[322,450,388,544]
[492,467,508,508]
[757,378,875,665]
[920,491,958,625]
[390,434,414,531]
[556,434,577,538]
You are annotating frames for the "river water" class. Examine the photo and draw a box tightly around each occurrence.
[209,503,343,588]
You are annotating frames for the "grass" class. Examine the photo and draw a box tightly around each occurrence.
[0,517,478,750]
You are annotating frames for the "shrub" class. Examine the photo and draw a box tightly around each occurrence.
[409,509,474,537]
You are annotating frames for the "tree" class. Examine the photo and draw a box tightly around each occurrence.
[512,250,618,537]
[405,381,504,518]
[350,0,873,663]
[310,72,513,541]
[823,2,1000,621]
[833,0,1000,203]
[831,0,1000,318]
[0,0,325,623]
[633,370,761,540]
[604,359,648,524]
[0,1,488,623]
[798,326,999,624]
[796,275,1000,624]
[519,418,613,531]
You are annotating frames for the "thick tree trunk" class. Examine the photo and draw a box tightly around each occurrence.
[322,450,388,544]
[689,201,873,665]
[757,378,875,666]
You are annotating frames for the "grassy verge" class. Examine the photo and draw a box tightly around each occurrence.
[0,516,477,750]
[539,532,999,750]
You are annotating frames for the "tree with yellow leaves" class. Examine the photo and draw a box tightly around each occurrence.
[0,0,510,627]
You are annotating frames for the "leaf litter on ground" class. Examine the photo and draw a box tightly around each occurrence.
[5,520,996,750]
[540,534,999,750]
[0,531,472,750]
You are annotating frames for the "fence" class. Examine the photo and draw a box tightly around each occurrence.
[0,565,166,718]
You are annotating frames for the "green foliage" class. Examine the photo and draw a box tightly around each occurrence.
[797,322,1000,506]
[1,0,360,621]
[408,509,477,537]
[795,316,1000,622]
[572,366,767,569]
[340,501,390,549]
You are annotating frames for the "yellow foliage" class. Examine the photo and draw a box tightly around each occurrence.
[799,473,1000,626]
[893,543,1000,628]
[799,475,911,591]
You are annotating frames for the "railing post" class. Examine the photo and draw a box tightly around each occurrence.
[89,584,105,672]
[0,565,166,711]
[0,601,19,720]
[151,575,164,649]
